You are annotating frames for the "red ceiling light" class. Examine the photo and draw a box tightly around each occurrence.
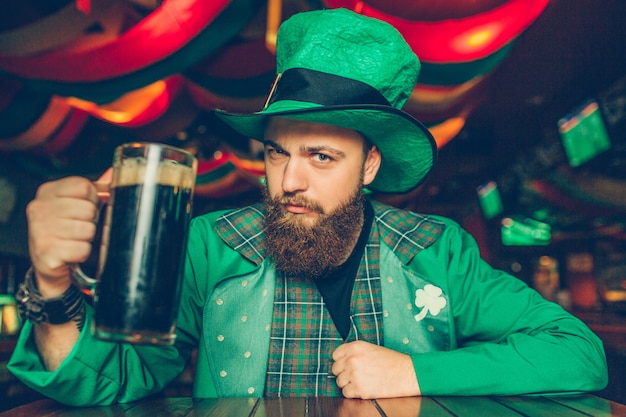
[0,0,231,81]
[324,0,550,63]
[0,0,263,103]
[353,0,510,21]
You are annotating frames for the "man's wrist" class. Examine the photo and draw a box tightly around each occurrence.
[15,267,85,327]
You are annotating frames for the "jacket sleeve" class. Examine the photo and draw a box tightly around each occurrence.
[7,308,191,406]
[6,216,217,406]
[409,219,608,396]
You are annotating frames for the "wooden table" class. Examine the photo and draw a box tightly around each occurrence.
[2,395,625,417]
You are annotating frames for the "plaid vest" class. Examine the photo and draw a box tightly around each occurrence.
[264,227,383,396]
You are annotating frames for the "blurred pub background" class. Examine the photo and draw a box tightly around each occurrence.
[1,0,626,411]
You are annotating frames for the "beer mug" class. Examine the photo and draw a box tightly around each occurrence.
[73,142,197,346]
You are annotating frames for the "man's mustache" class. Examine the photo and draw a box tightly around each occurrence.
[277,194,324,214]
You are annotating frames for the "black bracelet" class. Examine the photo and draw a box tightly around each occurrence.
[15,267,85,326]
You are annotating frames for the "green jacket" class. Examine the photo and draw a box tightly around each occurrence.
[8,201,608,406]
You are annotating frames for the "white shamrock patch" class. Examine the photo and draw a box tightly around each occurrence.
[414,284,447,322]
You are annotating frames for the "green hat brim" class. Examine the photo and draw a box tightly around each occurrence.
[214,102,437,193]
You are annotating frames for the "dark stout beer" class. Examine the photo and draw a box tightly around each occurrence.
[93,156,195,345]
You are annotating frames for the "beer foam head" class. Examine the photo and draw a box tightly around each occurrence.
[114,157,196,189]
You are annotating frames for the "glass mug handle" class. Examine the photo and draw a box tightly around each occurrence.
[68,178,111,296]
[69,264,97,295]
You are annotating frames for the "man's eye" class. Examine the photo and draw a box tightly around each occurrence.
[313,154,331,162]
[266,148,284,157]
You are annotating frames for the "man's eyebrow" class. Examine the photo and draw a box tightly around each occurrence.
[263,140,346,158]
[304,145,346,158]
[263,139,283,150]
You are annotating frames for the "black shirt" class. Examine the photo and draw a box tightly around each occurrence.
[314,201,374,339]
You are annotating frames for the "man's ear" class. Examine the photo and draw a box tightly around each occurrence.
[363,146,382,186]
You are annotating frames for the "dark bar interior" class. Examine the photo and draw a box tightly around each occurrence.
[1,0,626,412]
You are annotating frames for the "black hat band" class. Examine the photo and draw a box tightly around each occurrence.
[265,67,392,109]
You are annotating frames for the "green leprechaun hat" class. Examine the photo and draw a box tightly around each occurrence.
[213,8,437,193]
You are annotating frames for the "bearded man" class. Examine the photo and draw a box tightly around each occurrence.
[9,8,606,406]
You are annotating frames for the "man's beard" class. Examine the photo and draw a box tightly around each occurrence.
[263,187,365,280]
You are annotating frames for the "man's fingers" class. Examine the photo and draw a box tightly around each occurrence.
[27,177,102,282]
[334,372,349,388]
[35,176,99,204]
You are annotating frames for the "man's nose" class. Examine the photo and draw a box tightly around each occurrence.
[281,158,308,193]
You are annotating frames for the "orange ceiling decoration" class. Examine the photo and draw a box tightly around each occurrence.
[64,75,184,127]
[0,95,89,153]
